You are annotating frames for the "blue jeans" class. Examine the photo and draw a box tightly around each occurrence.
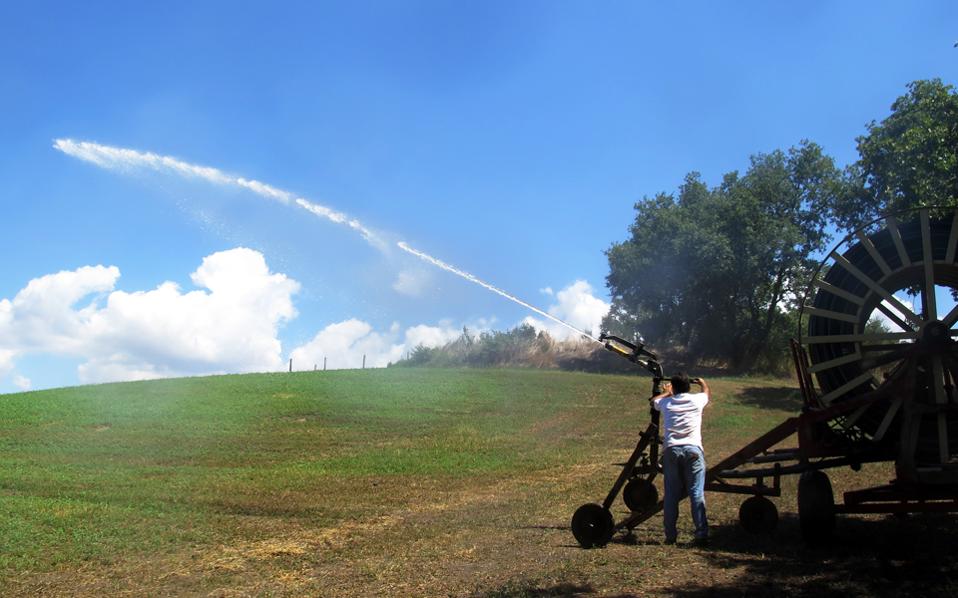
[663,444,708,541]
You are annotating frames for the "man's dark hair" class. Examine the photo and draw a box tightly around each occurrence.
[670,372,691,394]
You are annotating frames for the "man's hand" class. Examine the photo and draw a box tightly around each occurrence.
[650,381,673,405]
[694,377,711,399]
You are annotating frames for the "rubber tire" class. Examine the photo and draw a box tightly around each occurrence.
[738,495,779,534]
[623,478,659,513]
[798,470,835,545]
[571,503,614,548]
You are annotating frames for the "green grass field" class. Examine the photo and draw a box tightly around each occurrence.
[1,368,955,596]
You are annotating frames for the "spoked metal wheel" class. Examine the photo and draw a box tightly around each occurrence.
[801,208,958,467]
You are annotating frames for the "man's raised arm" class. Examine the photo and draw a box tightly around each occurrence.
[693,377,710,400]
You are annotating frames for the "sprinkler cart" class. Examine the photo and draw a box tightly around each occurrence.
[571,208,958,548]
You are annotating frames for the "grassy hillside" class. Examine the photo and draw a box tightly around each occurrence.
[0,369,954,596]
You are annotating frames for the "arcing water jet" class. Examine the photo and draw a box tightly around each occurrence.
[397,241,602,343]
[55,138,600,343]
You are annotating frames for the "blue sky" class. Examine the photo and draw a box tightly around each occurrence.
[1,1,956,392]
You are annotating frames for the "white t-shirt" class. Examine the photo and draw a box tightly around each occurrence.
[653,391,709,448]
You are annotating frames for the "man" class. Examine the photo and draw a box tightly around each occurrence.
[651,372,710,545]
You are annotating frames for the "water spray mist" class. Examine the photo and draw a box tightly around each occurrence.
[55,138,601,343]
[397,242,602,343]
[53,138,385,251]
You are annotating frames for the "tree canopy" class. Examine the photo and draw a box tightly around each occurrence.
[604,142,842,372]
[605,79,958,372]
[395,79,958,376]
[835,78,958,230]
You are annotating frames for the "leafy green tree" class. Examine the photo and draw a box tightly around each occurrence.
[835,79,958,230]
[604,142,842,372]
[394,324,554,368]
[405,344,437,365]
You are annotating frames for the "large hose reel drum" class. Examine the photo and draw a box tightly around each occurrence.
[802,208,958,470]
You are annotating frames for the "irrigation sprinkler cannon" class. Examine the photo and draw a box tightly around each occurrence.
[570,334,667,547]
[571,208,958,548]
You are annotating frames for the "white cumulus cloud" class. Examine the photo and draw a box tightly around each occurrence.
[404,322,463,348]
[0,248,300,385]
[0,348,15,380]
[289,318,467,371]
[12,375,31,391]
[7,265,119,354]
[521,280,610,340]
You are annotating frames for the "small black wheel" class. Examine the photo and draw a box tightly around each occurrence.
[798,470,835,545]
[623,478,659,513]
[738,495,779,534]
[571,503,614,548]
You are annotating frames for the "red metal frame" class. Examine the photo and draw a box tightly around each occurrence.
[607,340,958,539]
